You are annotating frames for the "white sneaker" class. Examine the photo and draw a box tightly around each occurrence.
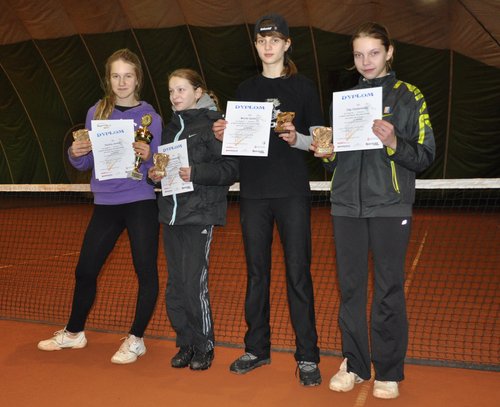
[38,328,87,351]
[111,335,146,364]
[373,380,399,399]
[329,358,364,392]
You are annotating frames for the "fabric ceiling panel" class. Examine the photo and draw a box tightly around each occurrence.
[0,41,70,183]
[188,26,258,112]
[308,0,450,50]
[35,36,102,125]
[8,0,77,40]
[61,0,129,35]
[134,26,202,121]
[0,0,498,182]
[118,0,186,28]
[0,1,31,45]
[448,54,500,178]
[1,1,499,68]
[457,0,500,68]
[0,64,42,183]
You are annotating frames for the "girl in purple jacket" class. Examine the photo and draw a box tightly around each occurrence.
[38,49,161,364]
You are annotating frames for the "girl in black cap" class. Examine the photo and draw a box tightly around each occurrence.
[213,13,323,387]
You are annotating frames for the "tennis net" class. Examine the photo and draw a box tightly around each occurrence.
[0,179,499,370]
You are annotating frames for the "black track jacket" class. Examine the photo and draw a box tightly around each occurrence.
[324,72,435,218]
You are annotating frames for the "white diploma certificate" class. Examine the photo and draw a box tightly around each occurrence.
[158,139,194,197]
[332,87,383,152]
[89,120,135,180]
[222,101,273,157]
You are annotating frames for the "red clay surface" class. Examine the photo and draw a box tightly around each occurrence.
[1,320,499,407]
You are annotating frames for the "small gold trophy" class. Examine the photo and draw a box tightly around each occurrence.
[275,111,295,132]
[312,127,334,154]
[72,129,90,142]
[129,114,154,180]
[152,153,169,178]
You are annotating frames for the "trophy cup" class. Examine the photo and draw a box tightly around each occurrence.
[72,129,90,142]
[312,127,334,154]
[275,111,295,132]
[152,153,169,178]
[129,114,154,180]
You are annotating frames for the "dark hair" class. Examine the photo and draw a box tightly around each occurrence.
[255,17,297,77]
[351,22,394,71]
[94,49,143,119]
[168,68,220,111]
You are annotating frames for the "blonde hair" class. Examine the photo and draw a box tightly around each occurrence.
[94,49,144,119]
[254,18,297,78]
[168,69,220,111]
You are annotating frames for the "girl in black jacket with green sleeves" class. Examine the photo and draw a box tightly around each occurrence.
[312,22,435,399]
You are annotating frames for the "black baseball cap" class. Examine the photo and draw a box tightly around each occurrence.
[254,14,290,39]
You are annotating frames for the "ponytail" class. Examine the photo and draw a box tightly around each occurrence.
[282,53,298,78]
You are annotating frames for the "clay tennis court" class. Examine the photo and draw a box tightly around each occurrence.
[0,188,499,406]
[1,321,499,407]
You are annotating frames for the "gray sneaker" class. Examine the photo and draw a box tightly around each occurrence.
[297,361,322,386]
[229,352,271,374]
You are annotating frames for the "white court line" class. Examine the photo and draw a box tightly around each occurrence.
[353,365,375,407]
[353,381,371,407]
[405,230,428,295]
[0,251,80,269]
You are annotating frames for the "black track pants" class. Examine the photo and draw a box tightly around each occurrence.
[333,216,411,381]
[163,224,215,352]
[240,196,320,363]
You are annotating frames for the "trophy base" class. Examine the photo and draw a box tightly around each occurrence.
[152,170,166,178]
[316,146,334,155]
[128,169,143,181]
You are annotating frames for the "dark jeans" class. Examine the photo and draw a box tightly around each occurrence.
[240,196,320,363]
[333,216,411,381]
[67,200,159,337]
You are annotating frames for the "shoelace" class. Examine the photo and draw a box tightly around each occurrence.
[240,352,257,361]
[55,329,79,343]
[52,329,66,344]
[298,361,318,373]
[117,336,137,354]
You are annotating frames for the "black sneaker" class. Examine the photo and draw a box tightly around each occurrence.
[171,346,194,368]
[229,352,271,374]
[190,349,214,371]
[296,361,322,386]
